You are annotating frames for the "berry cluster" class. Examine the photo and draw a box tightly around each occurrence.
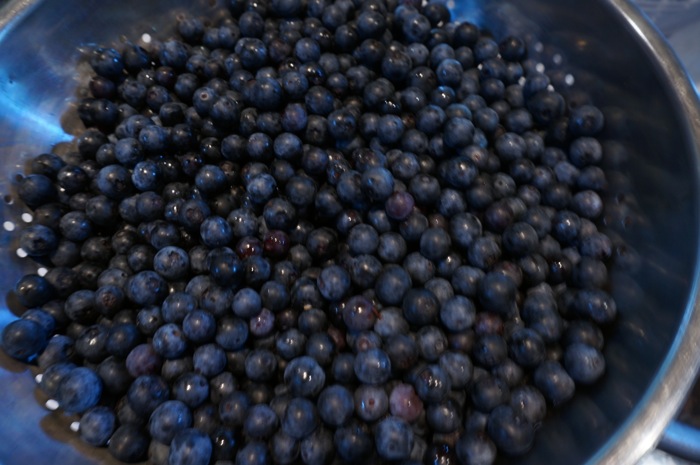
[2,0,619,464]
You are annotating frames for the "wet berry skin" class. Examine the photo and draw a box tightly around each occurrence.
[108,424,150,463]
[80,406,117,447]
[55,366,103,413]
[374,416,414,461]
[168,428,213,465]
[1,318,48,362]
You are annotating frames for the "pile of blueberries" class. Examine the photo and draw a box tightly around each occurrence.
[1,0,620,463]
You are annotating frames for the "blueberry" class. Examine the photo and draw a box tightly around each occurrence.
[420,227,452,261]
[37,334,73,369]
[563,319,605,350]
[58,211,93,242]
[440,295,476,332]
[95,275,128,308]
[125,343,162,378]
[282,396,319,439]
[534,360,575,406]
[85,195,119,226]
[375,264,412,306]
[263,198,297,231]
[103,324,140,360]
[450,212,482,251]
[169,428,213,465]
[175,15,203,42]
[209,426,240,463]
[471,373,510,413]
[510,385,547,425]
[56,366,103,413]
[72,324,108,363]
[192,343,227,378]
[572,256,608,289]
[39,362,76,398]
[153,246,190,281]
[148,400,193,445]
[157,39,190,70]
[334,420,373,463]
[270,431,299,465]
[375,416,414,461]
[478,272,517,316]
[136,193,165,221]
[563,342,605,385]
[159,292,195,325]
[271,0,302,16]
[126,271,169,306]
[209,371,237,406]
[354,384,389,422]
[300,426,334,465]
[316,384,354,427]
[127,244,155,272]
[417,325,448,362]
[571,189,604,219]
[63,289,98,324]
[90,47,124,78]
[414,364,451,403]
[473,333,508,369]
[385,191,415,221]
[56,165,88,195]
[200,216,233,248]
[304,85,335,116]
[244,348,277,382]
[353,348,391,384]
[338,295,374,332]
[568,104,604,136]
[160,358,194,386]
[441,156,479,190]
[377,232,408,264]
[330,353,355,390]
[1,318,49,362]
[281,179,314,213]
[427,398,462,433]
[232,288,263,318]
[316,265,351,302]
[31,152,66,178]
[439,350,473,389]
[108,424,150,463]
[403,287,439,326]
[219,391,251,427]
[235,441,270,465]
[551,210,581,246]
[522,291,564,342]
[486,404,534,456]
[128,374,170,415]
[389,382,424,423]
[337,170,369,210]
[79,406,116,447]
[172,372,209,409]
[244,404,280,439]
[284,356,326,397]
[32,203,64,231]
[502,223,540,259]
[193,165,226,196]
[504,327,544,369]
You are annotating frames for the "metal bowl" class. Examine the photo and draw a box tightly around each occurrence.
[2,0,700,464]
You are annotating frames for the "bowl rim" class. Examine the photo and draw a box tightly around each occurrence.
[590,1,700,464]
